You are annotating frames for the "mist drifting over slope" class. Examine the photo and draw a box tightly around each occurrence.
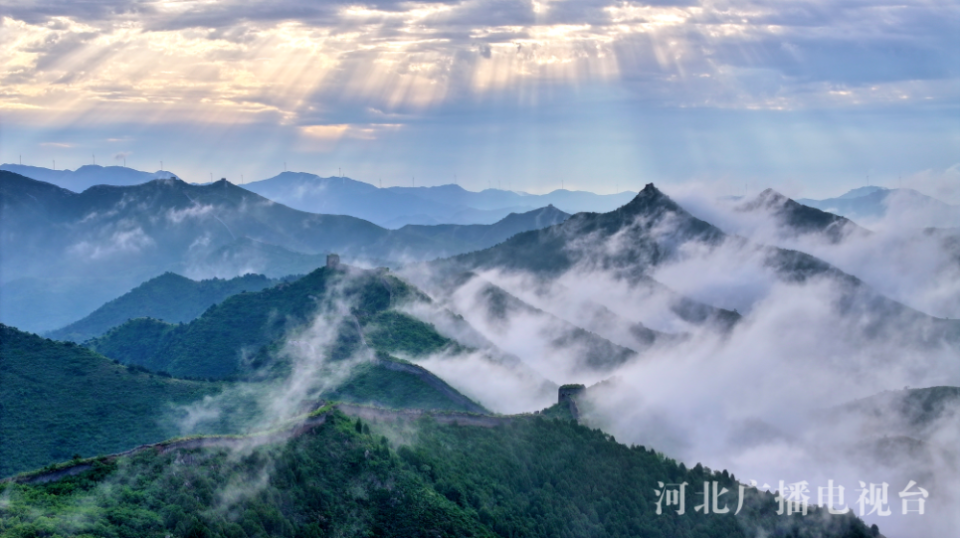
[670,182,960,319]
[392,186,960,537]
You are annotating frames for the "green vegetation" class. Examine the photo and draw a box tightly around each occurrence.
[0,324,225,477]
[83,317,177,369]
[47,272,277,342]
[2,267,486,477]
[327,356,483,412]
[0,411,871,538]
[87,267,462,380]
[0,321,481,478]
[365,311,461,357]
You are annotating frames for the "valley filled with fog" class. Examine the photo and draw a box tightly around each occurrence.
[2,166,957,537]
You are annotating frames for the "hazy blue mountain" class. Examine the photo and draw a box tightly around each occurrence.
[5,164,637,226]
[445,183,725,278]
[444,184,843,282]
[242,172,455,227]
[924,227,960,264]
[447,276,672,372]
[386,183,636,213]
[0,171,383,331]
[0,171,567,332]
[835,186,887,199]
[738,188,869,243]
[0,163,179,191]
[817,386,960,489]
[390,205,569,252]
[380,205,536,227]
[830,386,960,436]
[797,186,958,226]
[1,171,571,273]
[441,184,960,344]
[244,171,632,227]
[194,236,332,278]
[46,272,277,342]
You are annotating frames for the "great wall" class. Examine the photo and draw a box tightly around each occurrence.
[2,388,582,486]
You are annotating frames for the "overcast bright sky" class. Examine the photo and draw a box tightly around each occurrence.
[1,0,958,197]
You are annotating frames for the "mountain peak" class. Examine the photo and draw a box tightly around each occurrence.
[617,182,680,217]
[739,187,866,242]
[740,188,791,211]
[837,186,887,200]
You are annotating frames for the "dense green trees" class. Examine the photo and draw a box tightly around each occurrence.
[0,412,871,538]
[0,324,224,477]
[47,273,277,343]
[86,267,457,380]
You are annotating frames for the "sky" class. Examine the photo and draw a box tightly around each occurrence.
[1,0,958,197]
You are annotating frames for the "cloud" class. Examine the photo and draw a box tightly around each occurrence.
[391,190,960,534]
[67,224,154,260]
[165,203,216,224]
[903,164,960,205]
[2,0,956,131]
[666,182,960,319]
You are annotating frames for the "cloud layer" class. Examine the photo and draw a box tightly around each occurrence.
[4,0,957,121]
[2,1,958,193]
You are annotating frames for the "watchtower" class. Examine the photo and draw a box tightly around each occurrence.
[326,253,340,268]
[558,384,585,403]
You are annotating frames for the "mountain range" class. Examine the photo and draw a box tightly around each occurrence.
[798,186,958,227]
[737,188,868,243]
[2,165,636,227]
[244,172,635,227]
[0,171,568,333]
[436,184,959,349]
[4,165,957,537]
[46,272,280,342]
[0,163,181,191]
[1,401,876,538]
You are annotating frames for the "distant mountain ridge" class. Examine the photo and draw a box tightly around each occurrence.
[0,163,179,192]
[798,186,958,227]
[446,183,725,278]
[440,183,960,345]
[738,188,868,243]
[0,171,569,332]
[46,272,278,342]
[243,171,634,227]
[2,164,632,227]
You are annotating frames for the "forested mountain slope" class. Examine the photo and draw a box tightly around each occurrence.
[47,272,277,342]
[0,408,874,538]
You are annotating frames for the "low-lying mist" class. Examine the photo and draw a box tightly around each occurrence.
[393,195,960,537]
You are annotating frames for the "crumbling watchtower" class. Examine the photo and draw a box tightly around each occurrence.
[558,384,585,403]
[326,253,340,269]
[558,384,586,421]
